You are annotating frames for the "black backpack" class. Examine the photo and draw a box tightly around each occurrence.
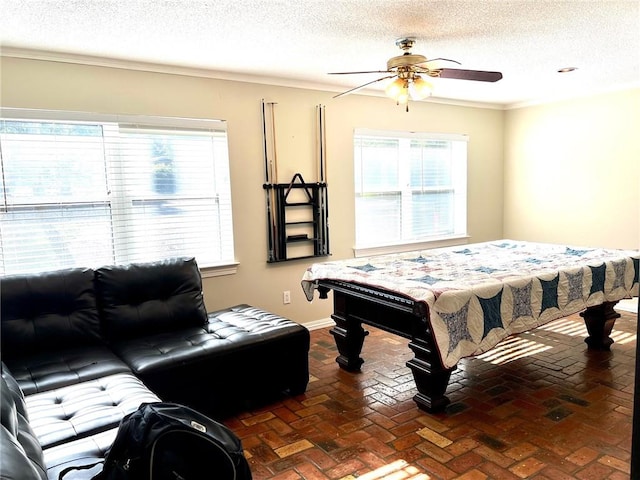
[60,402,252,480]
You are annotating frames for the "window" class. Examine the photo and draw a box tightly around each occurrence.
[0,110,234,275]
[354,129,467,251]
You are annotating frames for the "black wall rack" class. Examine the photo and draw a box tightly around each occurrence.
[264,173,329,263]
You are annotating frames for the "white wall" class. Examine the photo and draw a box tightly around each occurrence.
[0,56,505,325]
[504,89,640,250]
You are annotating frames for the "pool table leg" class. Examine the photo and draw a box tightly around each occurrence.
[329,314,369,372]
[407,337,456,412]
[580,301,620,350]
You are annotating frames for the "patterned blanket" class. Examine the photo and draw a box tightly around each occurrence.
[301,240,639,369]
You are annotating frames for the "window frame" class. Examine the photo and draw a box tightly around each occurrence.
[353,128,469,257]
[0,108,237,278]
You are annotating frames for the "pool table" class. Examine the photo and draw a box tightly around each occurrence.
[302,240,639,412]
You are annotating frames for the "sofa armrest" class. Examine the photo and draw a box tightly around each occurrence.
[1,426,47,480]
[1,366,47,480]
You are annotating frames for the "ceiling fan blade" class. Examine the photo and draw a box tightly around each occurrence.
[333,75,396,98]
[422,57,462,66]
[328,70,391,75]
[438,68,503,82]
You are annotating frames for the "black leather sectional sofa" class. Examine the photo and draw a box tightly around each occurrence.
[0,257,310,479]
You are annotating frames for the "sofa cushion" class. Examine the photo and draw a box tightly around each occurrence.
[110,326,262,376]
[43,428,117,480]
[207,304,311,396]
[110,304,311,378]
[112,304,310,418]
[95,257,208,341]
[207,304,311,345]
[4,346,131,396]
[0,268,102,360]
[25,373,161,449]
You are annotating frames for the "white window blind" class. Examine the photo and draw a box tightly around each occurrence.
[0,112,234,275]
[354,129,467,249]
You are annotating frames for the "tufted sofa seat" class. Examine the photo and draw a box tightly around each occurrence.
[6,347,131,397]
[43,428,117,480]
[25,373,161,449]
[106,304,310,414]
[0,257,309,479]
[1,363,137,480]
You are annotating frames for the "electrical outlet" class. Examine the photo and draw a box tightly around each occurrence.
[283,290,291,304]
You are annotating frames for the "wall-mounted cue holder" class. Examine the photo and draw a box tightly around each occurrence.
[262,100,330,263]
[264,174,329,262]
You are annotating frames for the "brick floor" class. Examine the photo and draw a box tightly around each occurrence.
[223,310,637,479]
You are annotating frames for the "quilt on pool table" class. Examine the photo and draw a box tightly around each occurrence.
[301,240,640,369]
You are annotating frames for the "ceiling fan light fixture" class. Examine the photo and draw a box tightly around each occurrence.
[411,75,433,100]
[385,77,406,99]
[396,87,410,105]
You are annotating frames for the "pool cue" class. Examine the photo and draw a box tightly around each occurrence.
[321,104,329,255]
[319,104,325,183]
[316,105,322,183]
[269,102,280,260]
[261,100,275,262]
[317,104,328,256]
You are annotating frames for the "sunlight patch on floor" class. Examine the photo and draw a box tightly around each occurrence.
[477,337,553,365]
[611,330,637,345]
[536,318,636,344]
[342,460,431,480]
[537,318,586,336]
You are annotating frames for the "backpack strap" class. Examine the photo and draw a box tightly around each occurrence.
[58,460,104,480]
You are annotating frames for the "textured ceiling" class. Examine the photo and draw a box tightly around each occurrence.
[1,0,639,107]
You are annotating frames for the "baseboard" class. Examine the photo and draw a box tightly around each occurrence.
[304,317,334,331]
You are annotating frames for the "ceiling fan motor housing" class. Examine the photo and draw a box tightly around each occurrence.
[387,54,428,71]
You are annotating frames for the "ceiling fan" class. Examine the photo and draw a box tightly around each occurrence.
[329,38,503,111]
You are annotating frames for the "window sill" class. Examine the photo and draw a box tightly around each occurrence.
[200,262,239,278]
[353,235,470,258]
